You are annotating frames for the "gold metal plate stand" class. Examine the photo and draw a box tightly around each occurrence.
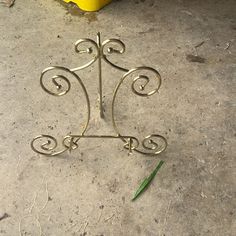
[31,33,167,156]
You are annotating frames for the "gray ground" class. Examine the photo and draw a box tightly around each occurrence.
[0,0,235,235]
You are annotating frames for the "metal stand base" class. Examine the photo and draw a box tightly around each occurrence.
[31,33,167,156]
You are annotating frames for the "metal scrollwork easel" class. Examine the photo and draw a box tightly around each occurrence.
[31,33,167,156]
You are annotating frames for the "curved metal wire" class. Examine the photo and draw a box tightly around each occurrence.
[71,38,99,72]
[111,67,167,155]
[101,38,129,72]
[32,66,90,156]
[31,135,67,156]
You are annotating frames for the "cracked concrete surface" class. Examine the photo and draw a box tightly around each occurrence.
[0,0,235,235]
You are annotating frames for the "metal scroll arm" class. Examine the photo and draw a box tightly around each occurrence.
[111,67,167,155]
[31,66,90,156]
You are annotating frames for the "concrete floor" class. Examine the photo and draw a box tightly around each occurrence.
[0,0,235,235]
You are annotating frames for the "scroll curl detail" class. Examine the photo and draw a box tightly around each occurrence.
[31,135,67,156]
[140,134,167,155]
[72,38,99,71]
[40,67,90,128]
[101,39,128,72]
[40,67,73,96]
[40,66,90,106]
[102,39,126,55]
[129,67,161,96]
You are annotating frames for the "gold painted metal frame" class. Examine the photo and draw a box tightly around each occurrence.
[31,33,167,156]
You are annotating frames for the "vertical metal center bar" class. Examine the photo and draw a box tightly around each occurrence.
[97,32,104,118]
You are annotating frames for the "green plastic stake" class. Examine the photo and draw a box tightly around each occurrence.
[132,160,164,201]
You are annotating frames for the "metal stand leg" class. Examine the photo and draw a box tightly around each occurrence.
[97,32,104,118]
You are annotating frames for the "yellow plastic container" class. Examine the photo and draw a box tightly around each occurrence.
[64,0,112,11]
